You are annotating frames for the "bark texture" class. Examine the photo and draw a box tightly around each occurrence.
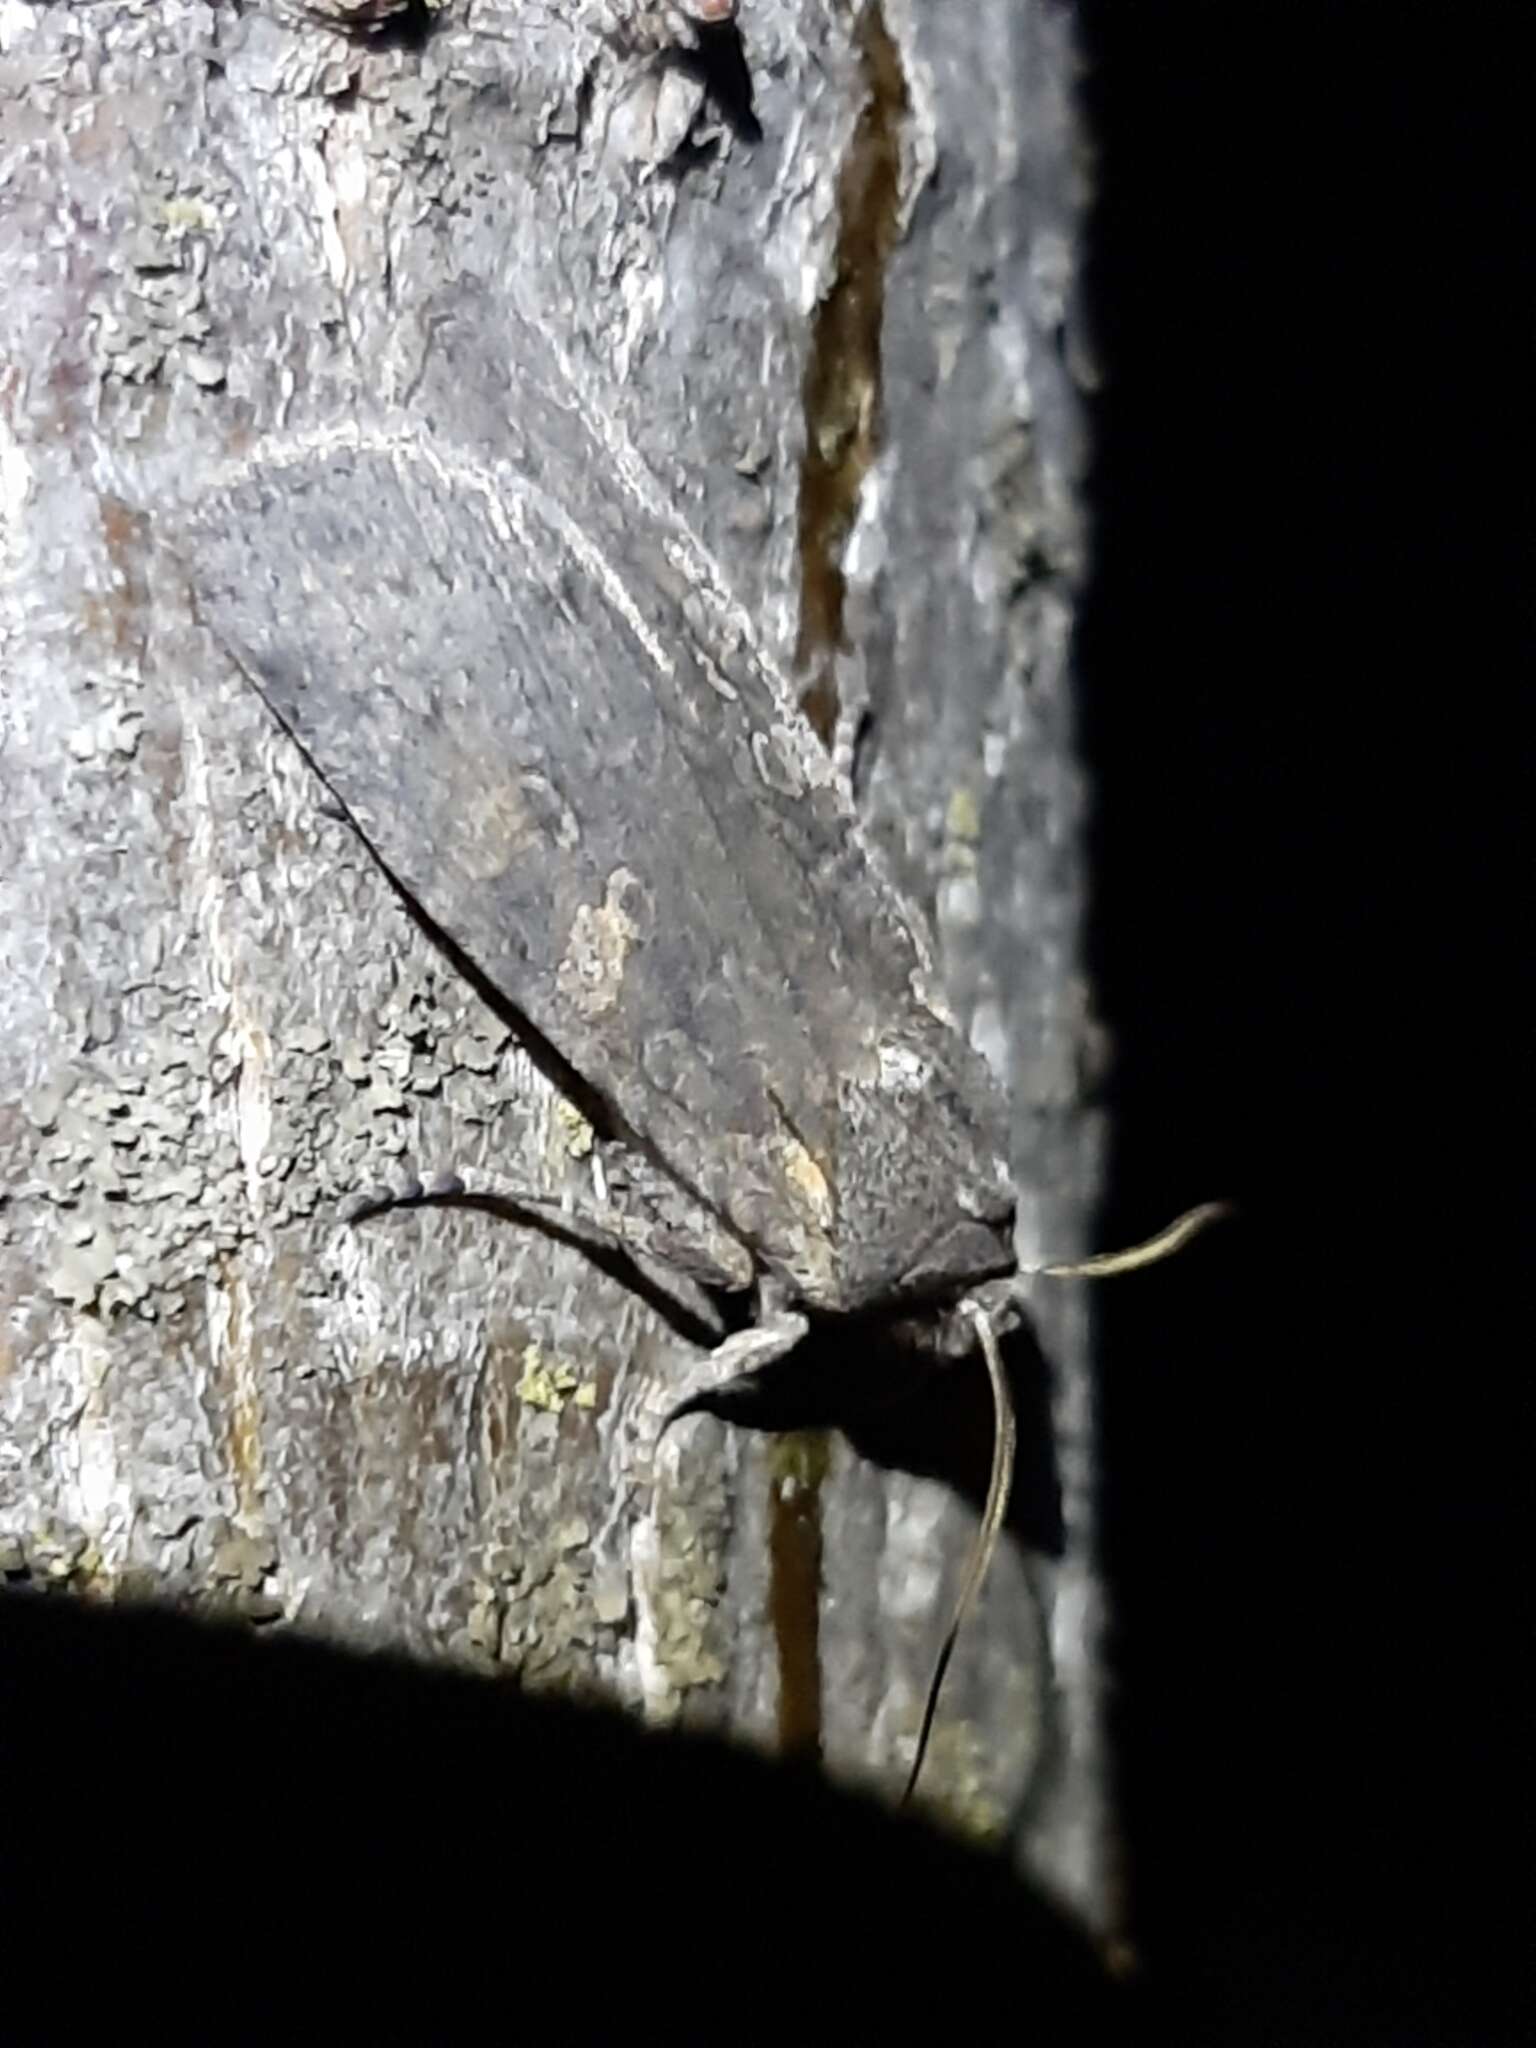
[0,0,1104,1922]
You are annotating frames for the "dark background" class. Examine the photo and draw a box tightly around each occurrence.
[1077,5,1521,2041]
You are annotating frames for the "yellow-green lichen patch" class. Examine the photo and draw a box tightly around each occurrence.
[4,1521,105,1591]
[552,1098,595,1160]
[649,1486,732,1705]
[514,1342,598,1415]
[907,1719,1007,1844]
[899,1658,1042,1844]
[944,784,982,847]
[156,194,220,237]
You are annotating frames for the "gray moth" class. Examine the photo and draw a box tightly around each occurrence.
[180,420,1020,1368]
[174,402,1217,1797]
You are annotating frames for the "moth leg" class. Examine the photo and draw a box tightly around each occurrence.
[657,1307,811,1439]
[338,1166,755,1296]
[338,1172,446,1223]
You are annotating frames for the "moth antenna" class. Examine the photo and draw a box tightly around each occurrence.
[1023,1199,1233,1281]
[901,1298,1017,1809]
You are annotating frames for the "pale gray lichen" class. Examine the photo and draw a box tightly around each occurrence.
[91,183,227,391]
[24,1018,257,1315]
[491,1530,610,1694]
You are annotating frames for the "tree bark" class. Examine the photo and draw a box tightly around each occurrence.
[0,0,1105,1926]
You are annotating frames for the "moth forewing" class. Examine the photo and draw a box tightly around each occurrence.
[180,430,1021,1330]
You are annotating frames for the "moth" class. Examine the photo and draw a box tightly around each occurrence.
[177,416,1222,1798]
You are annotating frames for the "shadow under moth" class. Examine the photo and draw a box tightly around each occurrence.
[175,412,1222,1801]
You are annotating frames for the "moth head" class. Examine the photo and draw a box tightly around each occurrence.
[820,1029,1018,1316]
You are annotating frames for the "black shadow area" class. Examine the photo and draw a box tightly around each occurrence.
[665,1311,1065,1560]
[0,1587,1131,2041]
[1073,6,1521,2043]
